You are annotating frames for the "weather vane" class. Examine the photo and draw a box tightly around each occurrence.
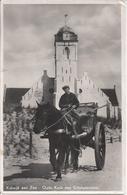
[64,14,68,26]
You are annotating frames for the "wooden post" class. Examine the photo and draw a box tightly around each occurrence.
[29,128,32,158]
[27,119,33,159]
[110,136,113,143]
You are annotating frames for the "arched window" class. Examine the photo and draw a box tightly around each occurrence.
[65,47,70,59]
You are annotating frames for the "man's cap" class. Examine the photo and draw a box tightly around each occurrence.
[62,85,70,90]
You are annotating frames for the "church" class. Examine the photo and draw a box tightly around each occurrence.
[21,18,119,120]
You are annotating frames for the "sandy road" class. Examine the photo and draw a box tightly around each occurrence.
[4,139,122,192]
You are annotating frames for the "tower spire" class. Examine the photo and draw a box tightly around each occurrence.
[64,14,68,26]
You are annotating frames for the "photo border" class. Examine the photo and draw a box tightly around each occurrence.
[0,0,126,194]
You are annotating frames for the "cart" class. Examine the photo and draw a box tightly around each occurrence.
[75,102,106,170]
[40,102,106,170]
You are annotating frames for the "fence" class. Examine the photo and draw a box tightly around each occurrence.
[105,126,122,143]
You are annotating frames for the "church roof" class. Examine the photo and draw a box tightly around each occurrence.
[55,25,78,42]
[4,88,30,104]
[101,88,119,106]
[58,25,74,34]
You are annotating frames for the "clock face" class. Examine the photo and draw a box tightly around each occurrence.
[63,33,70,40]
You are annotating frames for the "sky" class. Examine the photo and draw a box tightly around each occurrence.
[3,4,121,104]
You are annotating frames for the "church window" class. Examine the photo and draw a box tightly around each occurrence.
[66,70,67,74]
[49,88,54,94]
[79,88,82,94]
[65,47,70,59]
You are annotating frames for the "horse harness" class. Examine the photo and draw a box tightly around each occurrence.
[39,107,84,155]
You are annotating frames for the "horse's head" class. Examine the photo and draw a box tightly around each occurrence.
[33,102,50,134]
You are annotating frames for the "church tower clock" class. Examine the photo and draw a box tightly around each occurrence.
[54,15,78,108]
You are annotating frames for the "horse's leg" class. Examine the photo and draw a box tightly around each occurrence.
[74,150,79,171]
[65,148,70,169]
[70,148,74,167]
[49,139,57,172]
[49,147,57,172]
[71,139,80,171]
[64,146,70,174]
[56,148,66,180]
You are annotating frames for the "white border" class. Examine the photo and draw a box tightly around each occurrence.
[0,0,4,194]
[0,191,125,195]
[122,1,127,195]
[2,0,124,5]
[0,0,126,194]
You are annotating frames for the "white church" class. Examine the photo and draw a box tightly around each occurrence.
[21,20,119,119]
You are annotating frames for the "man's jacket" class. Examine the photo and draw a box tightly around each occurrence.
[59,92,79,109]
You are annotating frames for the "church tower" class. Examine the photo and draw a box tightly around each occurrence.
[54,15,78,107]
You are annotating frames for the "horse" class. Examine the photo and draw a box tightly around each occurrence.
[33,102,80,181]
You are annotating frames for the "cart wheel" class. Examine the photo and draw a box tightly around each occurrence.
[95,122,106,170]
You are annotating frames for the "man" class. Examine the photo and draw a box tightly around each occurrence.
[59,86,79,109]
[59,85,79,134]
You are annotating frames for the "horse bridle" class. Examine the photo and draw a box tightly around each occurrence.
[40,106,75,135]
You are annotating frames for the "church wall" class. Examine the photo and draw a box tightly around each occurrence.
[109,104,114,119]
[55,41,77,108]
[115,107,119,120]
[21,77,43,108]
[21,70,54,108]
[109,105,119,120]
[76,72,110,118]
[41,70,54,104]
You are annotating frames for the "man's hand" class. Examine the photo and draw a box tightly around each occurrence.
[72,105,76,109]
[68,104,72,108]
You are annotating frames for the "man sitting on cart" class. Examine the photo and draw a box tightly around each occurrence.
[59,85,80,134]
